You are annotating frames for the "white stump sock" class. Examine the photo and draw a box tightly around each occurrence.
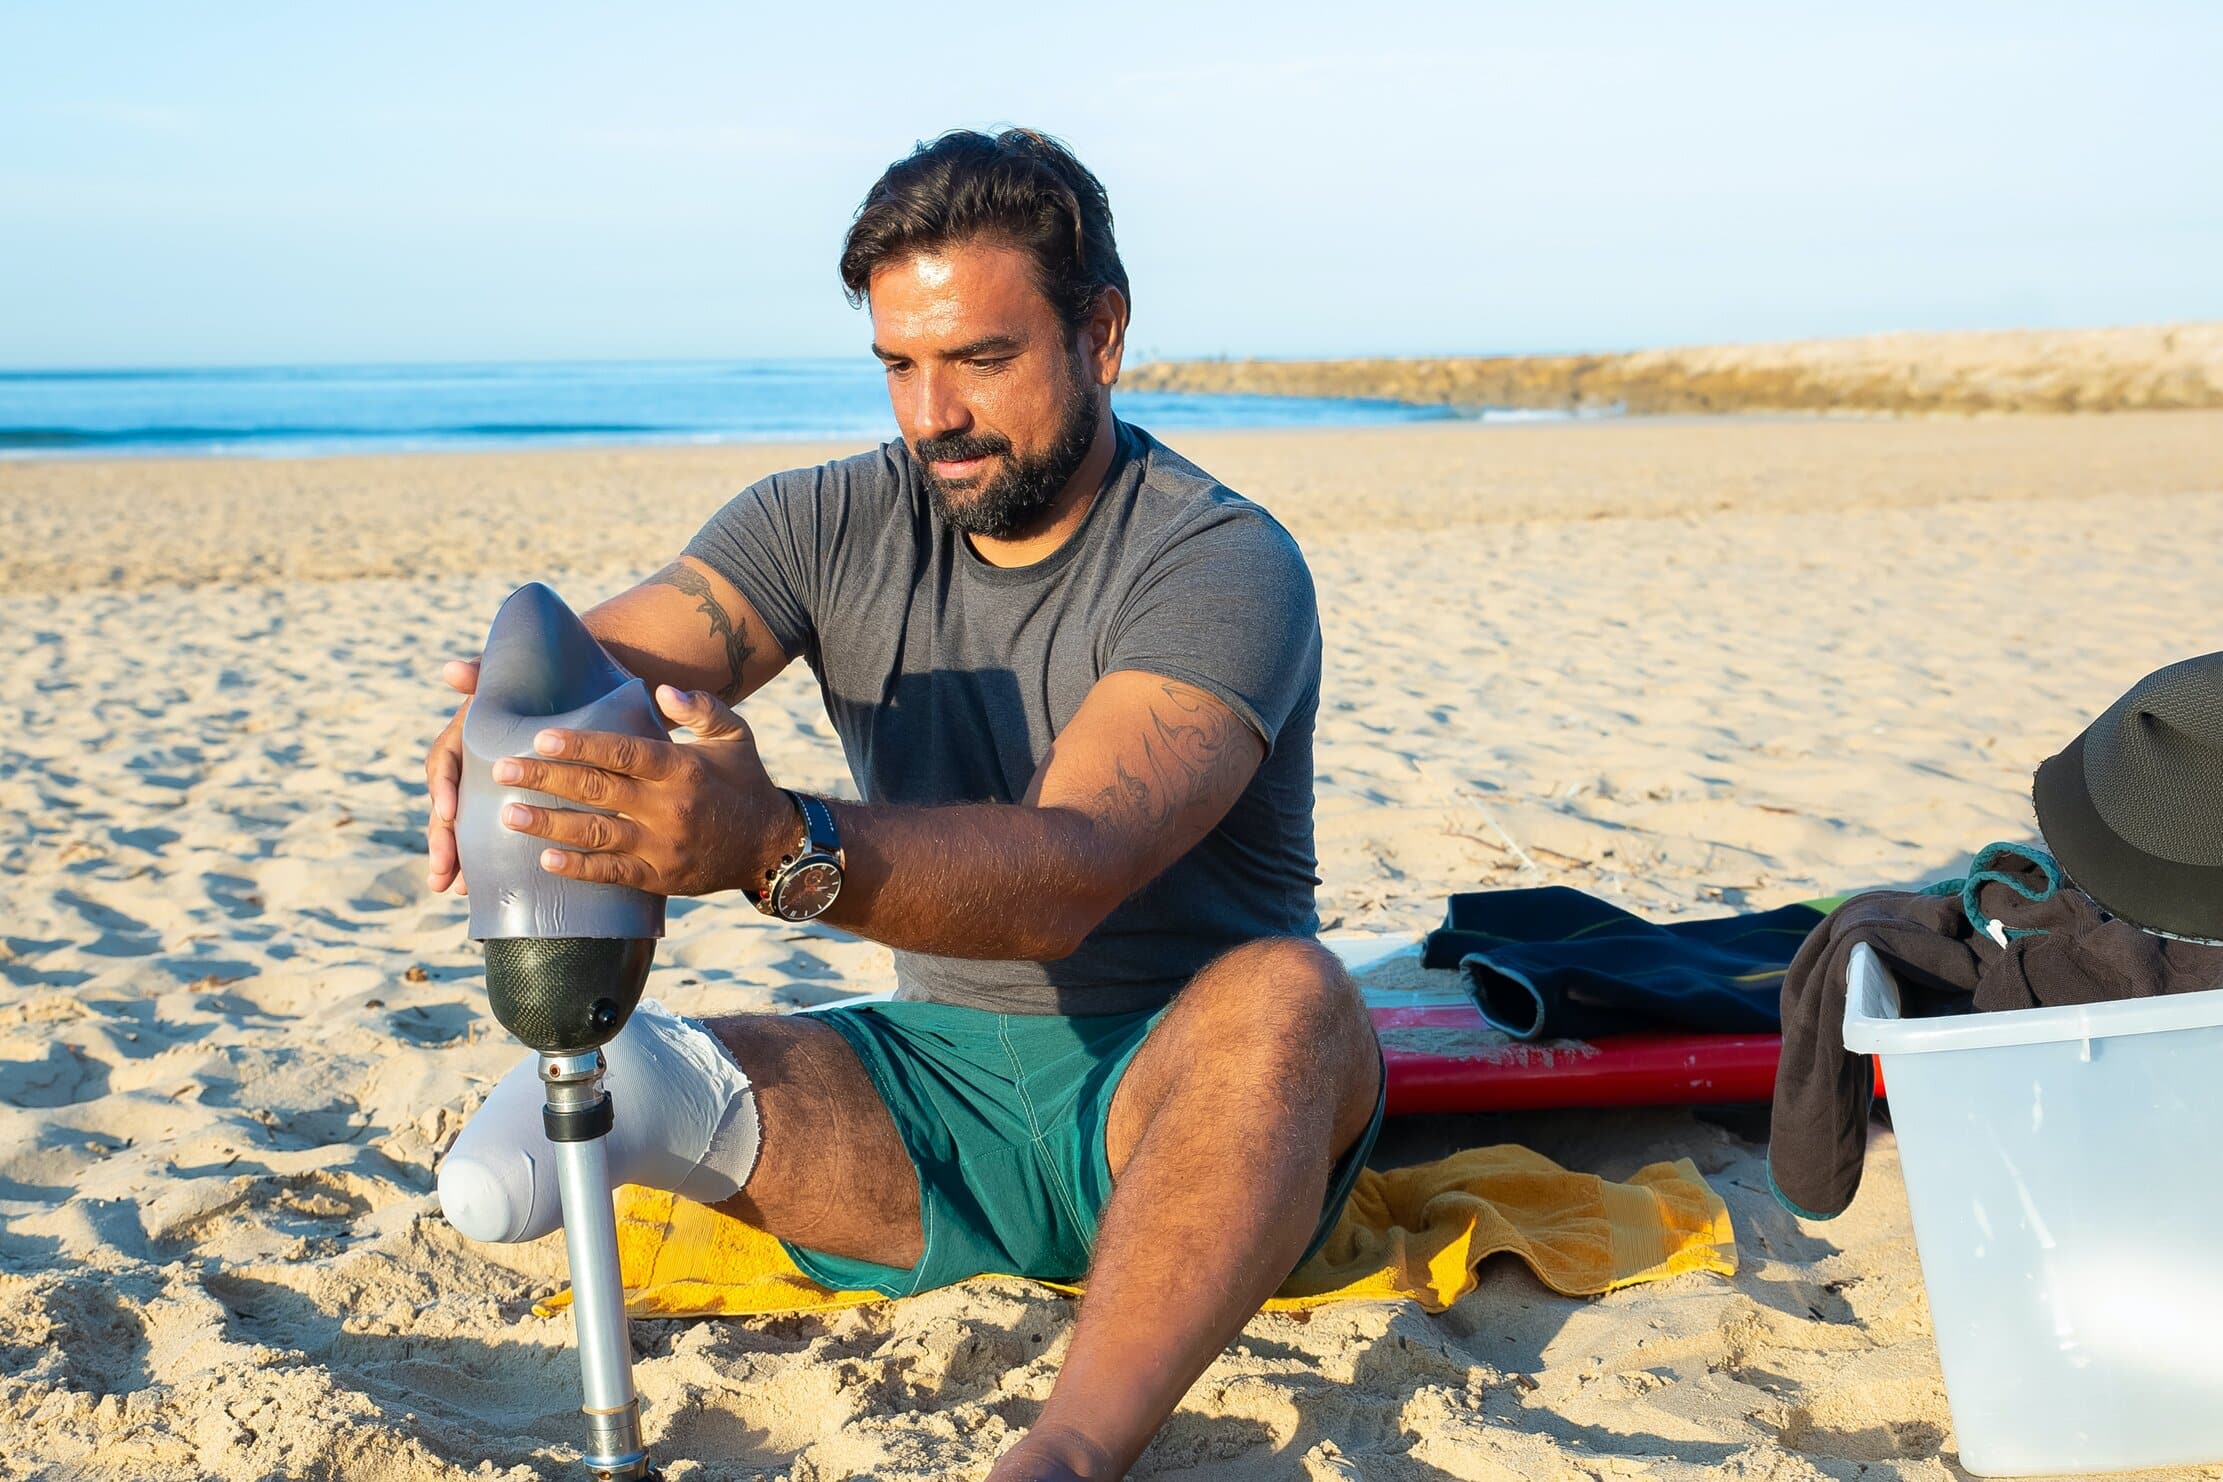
[437,999,761,1244]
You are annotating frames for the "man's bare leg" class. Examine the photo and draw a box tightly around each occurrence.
[699,1013,923,1268]
[988,938,1383,1480]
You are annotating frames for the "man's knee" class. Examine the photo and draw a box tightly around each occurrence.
[1109,939,1380,1174]
[1186,939,1378,1105]
[1197,937,1368,1041]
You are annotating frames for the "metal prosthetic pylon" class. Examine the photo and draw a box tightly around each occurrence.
[454,583,672,1479]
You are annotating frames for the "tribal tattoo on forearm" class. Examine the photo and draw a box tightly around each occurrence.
[646,561,756,699]
[1090,681,1255,832]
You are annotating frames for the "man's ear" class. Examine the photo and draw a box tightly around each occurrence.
[1088,287,1128,387]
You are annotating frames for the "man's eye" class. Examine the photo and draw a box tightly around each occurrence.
[882,363,912,378]
[968,357,1009,373]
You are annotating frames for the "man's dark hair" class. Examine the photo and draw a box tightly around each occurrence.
[840,128,1130,334]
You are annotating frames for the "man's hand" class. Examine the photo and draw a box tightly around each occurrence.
[492,685,789,896]
[422,557,794,900]
[425,658,480,894]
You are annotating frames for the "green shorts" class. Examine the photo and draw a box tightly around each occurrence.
[783,998,1386,1299]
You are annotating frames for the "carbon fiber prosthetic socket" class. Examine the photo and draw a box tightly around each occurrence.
[483,937,654,1053]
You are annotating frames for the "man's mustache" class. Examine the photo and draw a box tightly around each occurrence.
[914,431,1012,464]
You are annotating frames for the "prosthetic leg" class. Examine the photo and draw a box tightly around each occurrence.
[456,583,666,1480]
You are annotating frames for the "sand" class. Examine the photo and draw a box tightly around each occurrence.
[6,410,2223,1480]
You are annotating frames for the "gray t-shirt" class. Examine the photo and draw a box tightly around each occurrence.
[685,419,1320,1015]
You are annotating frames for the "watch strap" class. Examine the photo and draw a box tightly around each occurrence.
[787,790,841,859]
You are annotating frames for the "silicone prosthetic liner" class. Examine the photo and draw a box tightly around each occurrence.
[458,581,665,944]
[440,1000,762,1244]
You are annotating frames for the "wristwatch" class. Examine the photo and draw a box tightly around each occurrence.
[753,790,845,921]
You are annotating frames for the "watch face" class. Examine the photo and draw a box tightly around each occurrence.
[776,859,843,921]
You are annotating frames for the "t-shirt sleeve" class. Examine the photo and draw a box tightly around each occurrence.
[1105,509,1320,752]
[681,464,835,662]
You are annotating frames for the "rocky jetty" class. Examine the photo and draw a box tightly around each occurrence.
[1124,323,2223,416]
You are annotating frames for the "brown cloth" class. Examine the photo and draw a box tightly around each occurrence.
[1767,843,2223,1219]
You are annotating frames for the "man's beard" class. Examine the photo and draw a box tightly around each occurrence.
[915,367,1102,539]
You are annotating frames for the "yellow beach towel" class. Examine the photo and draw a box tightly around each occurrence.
[538,1146,1734,1319]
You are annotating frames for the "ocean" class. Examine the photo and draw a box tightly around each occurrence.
[0,358,1525,460]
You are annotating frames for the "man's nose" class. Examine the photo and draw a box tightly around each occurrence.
[906,366,970,443]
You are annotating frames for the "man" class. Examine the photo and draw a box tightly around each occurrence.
[425,129,1383,1480]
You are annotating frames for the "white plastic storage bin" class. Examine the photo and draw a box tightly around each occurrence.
[1840,942,2223,1476]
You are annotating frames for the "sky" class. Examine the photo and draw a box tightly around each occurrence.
[3,1,2219,368]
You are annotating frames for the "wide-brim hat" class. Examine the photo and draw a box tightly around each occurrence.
[2033,651,2223,942]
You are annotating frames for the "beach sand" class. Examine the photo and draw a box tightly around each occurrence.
[6,411,2223,1479]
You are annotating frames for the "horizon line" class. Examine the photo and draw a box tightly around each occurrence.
[4,319,2215,379]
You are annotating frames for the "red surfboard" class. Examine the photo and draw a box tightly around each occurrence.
[798,935,1862,1116]
[1330,935,1865,1115]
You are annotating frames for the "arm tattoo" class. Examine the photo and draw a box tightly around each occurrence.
[1089,681,1255,833]
[645,561,755,700]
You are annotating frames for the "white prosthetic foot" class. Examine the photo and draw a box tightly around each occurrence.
[438,999,761,1244]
